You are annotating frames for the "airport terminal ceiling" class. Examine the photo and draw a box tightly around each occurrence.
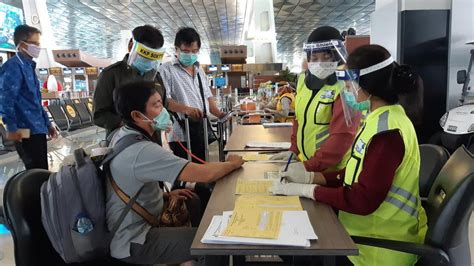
[42,0,374,64]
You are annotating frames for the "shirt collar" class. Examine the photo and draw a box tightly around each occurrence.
[17,52,35,67]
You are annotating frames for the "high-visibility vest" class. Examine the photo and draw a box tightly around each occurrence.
[339,104,427,266]
[275,92,295,122]
[295,73,349,170]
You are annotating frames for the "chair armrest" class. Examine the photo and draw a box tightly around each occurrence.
[351,236,449,264]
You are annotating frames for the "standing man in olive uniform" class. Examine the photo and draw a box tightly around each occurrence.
[93,25,167,139]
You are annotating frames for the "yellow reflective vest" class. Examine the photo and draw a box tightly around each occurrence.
[275,92,295,122]
[339,104,427,266]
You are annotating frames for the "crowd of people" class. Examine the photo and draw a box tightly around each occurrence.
[0,22,426,266]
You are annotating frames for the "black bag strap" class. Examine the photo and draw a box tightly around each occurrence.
[110,185,147,237]
[196,72,208,117]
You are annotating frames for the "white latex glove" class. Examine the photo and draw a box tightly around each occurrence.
[270,182,317,200]
[279,162,314,184]
[269,151,296,161]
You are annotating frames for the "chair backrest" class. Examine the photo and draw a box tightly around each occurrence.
[47,105,69,131]
[74,103,92,126]
[424,146,474,266]
[3,169,66,266]
[419,144,450,197]
[62,103,82,130]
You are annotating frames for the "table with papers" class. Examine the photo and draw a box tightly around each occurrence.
[224,125,292,153]
[190,163,358,266]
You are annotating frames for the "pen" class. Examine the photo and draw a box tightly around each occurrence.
[281,153,293,182]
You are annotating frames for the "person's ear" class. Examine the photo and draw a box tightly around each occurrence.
[130,110,144,123]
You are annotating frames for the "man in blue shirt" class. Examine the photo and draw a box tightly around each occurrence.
[0,25,57,169]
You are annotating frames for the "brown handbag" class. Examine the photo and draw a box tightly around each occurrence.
[109,175,191,227]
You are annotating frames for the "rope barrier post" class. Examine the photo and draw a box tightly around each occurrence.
[217,120,225,162]
[184,115,192,162]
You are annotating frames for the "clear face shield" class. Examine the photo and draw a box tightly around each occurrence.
[128,40,165,79]
[303,40,348,79]
[336,56,395,126]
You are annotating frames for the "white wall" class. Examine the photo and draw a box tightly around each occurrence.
[370,0,400,60]
[401,0,451,11]
[447,0,474,109]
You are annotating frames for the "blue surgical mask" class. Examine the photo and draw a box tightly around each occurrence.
[178,52,198,66]
[141,108,171,131]
[132,56,157,75]
[343,90,371,111]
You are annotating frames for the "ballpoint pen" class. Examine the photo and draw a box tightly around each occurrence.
[281,153,293,183]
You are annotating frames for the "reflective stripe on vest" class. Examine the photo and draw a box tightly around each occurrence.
[295,73,347,170]
[339,104,427,266]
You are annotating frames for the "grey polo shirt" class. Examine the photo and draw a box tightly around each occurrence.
[158,58,213,142]
[105,126,189,259]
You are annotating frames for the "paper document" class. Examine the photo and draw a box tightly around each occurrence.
[262,122,293,128]
[264,171,280,180]
[246,141,291,149]
[234,195,303,211]
[235,179,274,195]
[201,211,316,247]
[222,209,282,239]
[242,153,271,161]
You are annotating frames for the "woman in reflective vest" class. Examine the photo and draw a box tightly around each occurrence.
[270,26,361,174]
[264,84,296,122]
[273,44,427,266]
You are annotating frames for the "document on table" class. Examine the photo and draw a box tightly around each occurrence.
[264,171,280,180]
[234,195,303,211]
[242,153,271,161]
[246,141,291,149]
[235,179,274,195]
[201,210,317,247]
[222,209,282,239]
[262,122,293,128]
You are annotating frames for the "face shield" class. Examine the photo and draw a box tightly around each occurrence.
[303,40,348,80]
[128,40,164,79]
[336,56,395,126]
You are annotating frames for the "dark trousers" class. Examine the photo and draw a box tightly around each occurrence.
[15,134,48,170]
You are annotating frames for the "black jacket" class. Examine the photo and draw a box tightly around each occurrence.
[92,54,167,135]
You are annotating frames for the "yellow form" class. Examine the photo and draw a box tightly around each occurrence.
[242,153,271,161]
[234,195,303,211]
[235,179,274,195]
[222,209,283,239]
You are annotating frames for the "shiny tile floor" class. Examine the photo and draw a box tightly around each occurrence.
[0,127,472,265]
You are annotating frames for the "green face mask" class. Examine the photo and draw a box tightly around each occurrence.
[178,52,198,66]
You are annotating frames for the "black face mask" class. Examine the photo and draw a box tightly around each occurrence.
[304,70,337,91]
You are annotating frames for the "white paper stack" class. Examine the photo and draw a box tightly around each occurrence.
[201,211,317,247]
[262,122,293,128]
[246,141,291,149]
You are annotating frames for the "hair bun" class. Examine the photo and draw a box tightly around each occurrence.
[391,64,418,94]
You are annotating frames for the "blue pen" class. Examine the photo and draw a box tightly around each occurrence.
[281,153,293,182]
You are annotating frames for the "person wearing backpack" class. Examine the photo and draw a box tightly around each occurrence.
[108,80,244,265]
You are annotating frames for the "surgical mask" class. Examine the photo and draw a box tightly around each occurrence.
[343,90,371,111]
[178,52,198,66]
[132,56,157,75]
[21,41,41,58]
[308,61,338,79]
[140,108,171,131]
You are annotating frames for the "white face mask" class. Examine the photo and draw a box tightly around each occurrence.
[308,61,338,79]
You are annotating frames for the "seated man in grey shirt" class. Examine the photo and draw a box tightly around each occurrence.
[107,81,244,265]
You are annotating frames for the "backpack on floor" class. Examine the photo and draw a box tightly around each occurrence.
[40,134,146,263]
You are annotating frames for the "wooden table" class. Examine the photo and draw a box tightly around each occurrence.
[191,164,358,266]
[224,125,292,153]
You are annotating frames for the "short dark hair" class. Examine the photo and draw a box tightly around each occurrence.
[132,25,164,49]
[174,27,201,48]
[14,25,41,46]
[114,81,159,123]
[347,45,419,104]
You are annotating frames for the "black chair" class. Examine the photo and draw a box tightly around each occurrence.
[47,105,70,131]
[352,146,474,266]
[61,103,82,130]
[73,103,92,127]
[3,170,136,266]
[419,144,450,198]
